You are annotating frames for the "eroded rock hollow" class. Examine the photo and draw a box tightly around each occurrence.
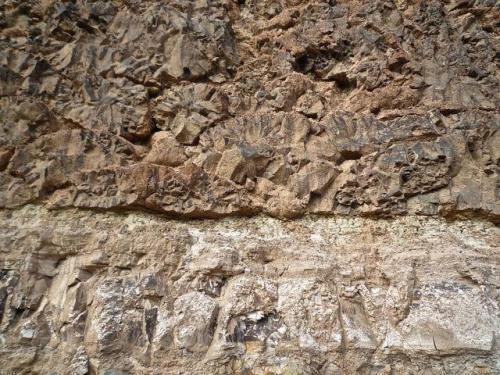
[0,0,499,374]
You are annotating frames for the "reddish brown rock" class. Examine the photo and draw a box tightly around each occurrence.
[0,0,497,221]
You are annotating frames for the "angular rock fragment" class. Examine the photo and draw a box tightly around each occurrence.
[144,131,187,167]
[171,112,211,145]
[216,147,256,184]
[384,283,498,353]
[278,279,342,352]
[172,292,218,352]
[288,161,339,198]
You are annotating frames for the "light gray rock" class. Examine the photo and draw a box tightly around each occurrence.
[0,206,498,374]
[172,292,218,352]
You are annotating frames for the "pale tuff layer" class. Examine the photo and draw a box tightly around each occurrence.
[0,206,498,374]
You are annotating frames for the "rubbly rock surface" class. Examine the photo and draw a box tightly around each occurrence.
[1,0,499,374]
[0,0,498,220]
[0,206,499,374]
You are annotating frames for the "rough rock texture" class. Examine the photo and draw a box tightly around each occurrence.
[1,0,499,374]
[0,0,498,220]
[0,206,499,374]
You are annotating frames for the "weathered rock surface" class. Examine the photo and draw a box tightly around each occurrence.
[0,206,499,374]
[1,0,499,374]
[0,0,498,221]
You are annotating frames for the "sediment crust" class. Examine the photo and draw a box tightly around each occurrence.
[1,205,498,374]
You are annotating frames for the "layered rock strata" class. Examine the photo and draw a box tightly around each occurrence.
[1,0,499,374]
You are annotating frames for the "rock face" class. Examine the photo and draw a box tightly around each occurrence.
[0,0,498,220]
[0,0,499,374]
[0,206,498,374]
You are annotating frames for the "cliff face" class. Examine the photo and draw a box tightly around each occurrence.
[0,0,499,374]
